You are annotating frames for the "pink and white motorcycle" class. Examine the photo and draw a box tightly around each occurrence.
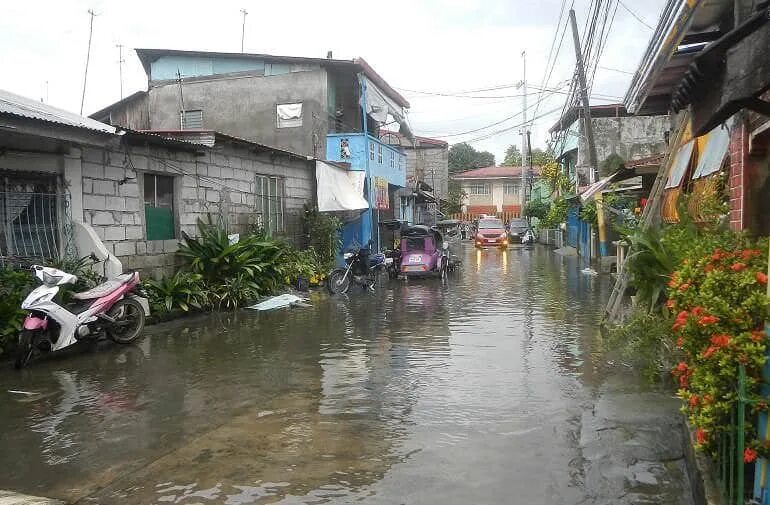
[15,264,150,369]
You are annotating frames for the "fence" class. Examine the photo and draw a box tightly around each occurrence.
[713,365,750,505]
[538,228,563,247]
[446,210,522,222]
[0,191,72,267]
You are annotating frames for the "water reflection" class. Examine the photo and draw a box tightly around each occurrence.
[0,244,619,504]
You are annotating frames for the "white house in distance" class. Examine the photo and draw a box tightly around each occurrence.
[452,166,540,216]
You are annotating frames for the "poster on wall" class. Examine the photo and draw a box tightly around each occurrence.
[374,176,389,210]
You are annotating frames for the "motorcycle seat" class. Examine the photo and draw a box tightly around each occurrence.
[72,273,134,300]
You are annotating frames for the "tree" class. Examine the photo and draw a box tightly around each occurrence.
[445,179,465,214]
[504,145,522,166]
[503,145,555,167]
[448,143,495,174]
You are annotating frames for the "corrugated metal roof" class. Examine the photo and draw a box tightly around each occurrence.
[0,88,116,134]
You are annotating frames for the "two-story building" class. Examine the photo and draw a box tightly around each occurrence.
[549,104,669,191]
[91,48,413,252]
[452,166,540,217]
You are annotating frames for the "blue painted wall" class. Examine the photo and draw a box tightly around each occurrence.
[150,55,265,80]
[326,133,406,254]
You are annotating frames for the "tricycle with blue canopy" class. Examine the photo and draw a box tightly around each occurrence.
[399,225,448,278]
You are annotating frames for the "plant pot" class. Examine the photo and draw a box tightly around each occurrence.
[295,276,310,292]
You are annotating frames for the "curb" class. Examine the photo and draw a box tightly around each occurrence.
[682,416,723,505]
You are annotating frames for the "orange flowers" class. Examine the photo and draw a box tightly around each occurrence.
[698,315,719,327]
[751,329,766,342]
[666,299,676,309]
[744,447,758,463]
[689,395,699,407]
[710,334,731,347]
[702,346,718,359]
[695,428,708,444]
[672,310,689,332]
[731,262,747,272]
[679,283,691,292]
[757,272,768,285]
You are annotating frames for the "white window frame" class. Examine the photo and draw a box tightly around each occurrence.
[377,144,383,164]
[255,175,285,233]
[276,103,303,128]
[369,141,375,161]
[468,183,490,195]
[504,183,520,195]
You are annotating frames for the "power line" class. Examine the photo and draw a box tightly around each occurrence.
[534,0,574,119]
[598,65,634,75]
[462,105,565,144]
[617,0,654,30]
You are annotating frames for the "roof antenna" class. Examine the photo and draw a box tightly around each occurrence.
[240,9,248,53]
[80,9,98,115]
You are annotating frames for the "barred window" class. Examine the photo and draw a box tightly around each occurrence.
[255,175,285,234]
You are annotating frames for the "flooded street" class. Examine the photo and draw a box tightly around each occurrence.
[0,245,691,504]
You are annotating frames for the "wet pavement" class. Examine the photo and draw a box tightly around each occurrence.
[0,244,692,504]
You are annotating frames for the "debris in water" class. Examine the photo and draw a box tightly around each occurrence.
[8,390,38,395]
[247,294,310,311]
[581,267,598,276]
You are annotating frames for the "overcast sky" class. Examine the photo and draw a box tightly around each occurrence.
[0,0,666,163]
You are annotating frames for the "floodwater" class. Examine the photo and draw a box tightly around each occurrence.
[0,244,692,504]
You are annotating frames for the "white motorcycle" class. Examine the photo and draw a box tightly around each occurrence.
[15,262,150,369]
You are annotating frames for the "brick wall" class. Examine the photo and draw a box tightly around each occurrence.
[80,140,314,278]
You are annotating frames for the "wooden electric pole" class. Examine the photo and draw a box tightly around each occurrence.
[568,8,598,184]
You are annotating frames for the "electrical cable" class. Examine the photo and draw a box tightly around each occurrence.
[617,0,654,30]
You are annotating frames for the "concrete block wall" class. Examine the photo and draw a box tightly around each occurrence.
[80,140,314,279]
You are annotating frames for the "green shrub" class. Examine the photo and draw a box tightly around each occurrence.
[605,308,676,382]
[539,197,568,229]
[303,206,342,269]
[0,267,34,354]
[523,200,549,221]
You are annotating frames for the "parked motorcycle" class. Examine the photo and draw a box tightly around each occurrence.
[326,244,388,294]
[14,263,150,369]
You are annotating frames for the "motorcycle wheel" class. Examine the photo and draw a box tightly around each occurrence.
[107,298,145,344]
[327,268,350,294]
[14,330,35,369]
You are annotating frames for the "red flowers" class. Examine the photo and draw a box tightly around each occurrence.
[702,346,718,359]
[710,334,731,347]
[673,311,689,332]
[744,447,758,463]
[757,272,768,285]
[679,283,691,292]
[731,262,747,272]
[695,428,708,444]
[698,315,719,327]
[666,299,676,309]
[676,336,685,348]
[751,329,766,342]
[689,395,699,407]
[691,306,705,317]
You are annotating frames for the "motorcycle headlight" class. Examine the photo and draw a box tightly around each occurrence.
[343,252,354,260]
[42,271,63,286]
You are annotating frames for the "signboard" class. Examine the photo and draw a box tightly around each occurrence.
[374,176,389,210]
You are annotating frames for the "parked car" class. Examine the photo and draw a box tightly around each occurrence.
[508,218,530,243]
[474,218,508,248]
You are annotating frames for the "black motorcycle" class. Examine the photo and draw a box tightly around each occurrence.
[327,245,387,294]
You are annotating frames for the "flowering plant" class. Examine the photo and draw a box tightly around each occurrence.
[668,243,770,454]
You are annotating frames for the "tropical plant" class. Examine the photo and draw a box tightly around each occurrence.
[605,308,677,382]
[178,220,286,283]
[448,143,495,174]
[0,267,34,354]
[668,241,770,456]
[624,226,675,313]
[523,199,550,220]
[144,271,207,313]
[210,273,262,309]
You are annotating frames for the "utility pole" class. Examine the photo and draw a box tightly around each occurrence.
[116,44,125,99]
[568,8,598,184]
[240,9,248,53]
[80,9,96,115]
[177,69,186,129]
[520,50,530,210]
